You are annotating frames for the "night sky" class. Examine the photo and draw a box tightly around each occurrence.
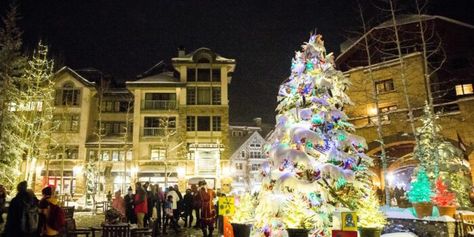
[1,0,473,123]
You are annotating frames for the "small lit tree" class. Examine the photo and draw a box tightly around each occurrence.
[358,189,387,229]
[408,169,432,204]
[432,177,455,207]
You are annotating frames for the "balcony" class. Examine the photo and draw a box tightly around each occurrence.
[141,100,177,110]
[142,127,176,137]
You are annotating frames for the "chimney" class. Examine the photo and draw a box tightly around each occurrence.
[178,45,185,57]
[253,117,262,127]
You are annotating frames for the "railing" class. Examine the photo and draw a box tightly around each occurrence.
[141,100,177,110]
[142,127,176,137]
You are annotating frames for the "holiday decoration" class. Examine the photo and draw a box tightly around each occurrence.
[414,102,471,207]
[254,34,374,235]
[432,177,457,217]
[232,194,256,224]
[408,169,433,218]
[357,189,386,237]
[357,189,387,229]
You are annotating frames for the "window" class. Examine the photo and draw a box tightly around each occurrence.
[187,69,195,81]
[144,117,176,136]
[101,121,129,135]
[212,116,221,131]
[197,116,211,131]
[187,87,221,105]
[150,147,166,161]
[369,105,397,124]
[251,164,261,171]
[102,101,133,112]
[212,69,221,82]
[53,114,80,132]
[187,116,196,131]
[455,84,473,96]
[187,68,221,82]
[197,87,211,105]
[187,116,220,132]
[250,143,261,148]
[143,93,176,110]
[187,88,196,105]
[235,163,243,170]
[88,149,131,161]
[55,83,80,106]
[375,79,395,94]
[241,151,245,158]
[232,131,243,137]
[250,151,262,159]
[197,69,211,82]
[212,87,221,105]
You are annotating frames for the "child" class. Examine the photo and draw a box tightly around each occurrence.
[163,195,179,234]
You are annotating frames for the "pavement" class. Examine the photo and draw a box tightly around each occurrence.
[0,212,218,237]
[74,212,218,237]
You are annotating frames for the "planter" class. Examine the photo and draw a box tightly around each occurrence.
[358,227,382,237]
[231,223,252,237]
[413,202,433,218]
[286,228,309,237]
[437,205,456,217]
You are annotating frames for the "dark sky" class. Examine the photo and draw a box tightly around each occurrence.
[1,0,473,123]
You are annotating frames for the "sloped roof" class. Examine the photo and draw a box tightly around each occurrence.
[336,14,474,64]
[126,61,185,87]
[172,47,235,64]
[55,66,96,87]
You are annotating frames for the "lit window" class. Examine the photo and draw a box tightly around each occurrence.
[55,82,80,106]
[375,79,395,94]
[187,116,196,131]
[455,84,473,95]
[212,116,221,131]
[151,147,166,161]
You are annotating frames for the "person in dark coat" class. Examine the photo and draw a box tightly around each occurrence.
[124,187,136,224]
[191,184,201,228]
[3,181,37,237]
[183,189,194,228]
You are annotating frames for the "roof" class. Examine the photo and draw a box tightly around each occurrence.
[126,61,186,87]
[229,132,254,155]
[55,66,96,87]
[171,47,235,64]
[336,14,474,64]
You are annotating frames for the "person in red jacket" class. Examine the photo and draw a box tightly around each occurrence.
[134,182,147,228]
[197,180,216,237]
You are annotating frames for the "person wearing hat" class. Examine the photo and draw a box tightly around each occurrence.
[124,186,136,224]
[197,180,216,237]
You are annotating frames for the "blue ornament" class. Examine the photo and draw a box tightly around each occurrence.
[306,62,314,71]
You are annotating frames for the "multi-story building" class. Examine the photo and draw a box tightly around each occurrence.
[335,15,474,190]
[32,47,236,198]
[228,118,272,194]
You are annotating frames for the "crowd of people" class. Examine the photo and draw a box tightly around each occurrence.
[0,179,218,237]
[1,181,66,237]
[111,180,217,237]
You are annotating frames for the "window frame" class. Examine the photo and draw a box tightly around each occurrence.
[375,79,395,94]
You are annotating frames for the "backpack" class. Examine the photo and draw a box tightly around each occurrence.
[48,203,66,231]
[20,201,39,234]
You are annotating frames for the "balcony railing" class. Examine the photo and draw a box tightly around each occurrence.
[143,127,176,137]
[141,100,177,110]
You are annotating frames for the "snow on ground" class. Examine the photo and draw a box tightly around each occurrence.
[381,206,457,222]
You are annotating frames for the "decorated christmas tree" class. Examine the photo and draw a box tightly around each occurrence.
[232,193,256,224]
[254,34,374,236]
[432,177,456,207]
[407,169,432,203]
[414,103,471,207]
[357,189,387,229]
